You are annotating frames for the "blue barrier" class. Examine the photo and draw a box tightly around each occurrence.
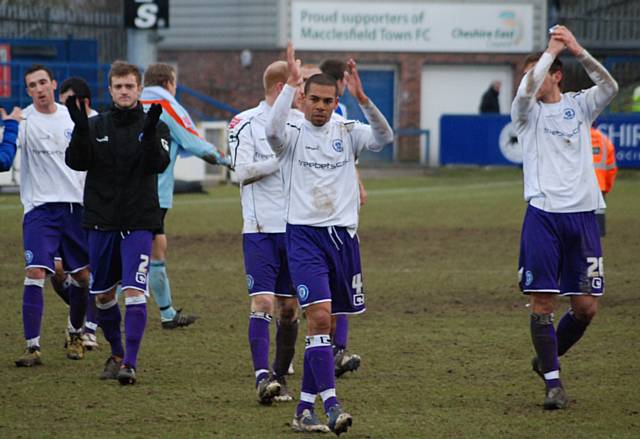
[176,84,239,118]
[595,114,640,168]
[440,115,514,166]
[441,114,640,168]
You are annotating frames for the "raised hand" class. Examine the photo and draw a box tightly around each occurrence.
[286,42,302,87]
[142,103,163,140]
[547,35,566,57]
[65,95,89,133]
[345,59,368,105]
[550,25,583,56]
[0,106,22,122]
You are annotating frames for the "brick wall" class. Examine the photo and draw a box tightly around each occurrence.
[160,48,525,160]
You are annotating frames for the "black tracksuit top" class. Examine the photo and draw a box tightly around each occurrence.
[65,102,171,231]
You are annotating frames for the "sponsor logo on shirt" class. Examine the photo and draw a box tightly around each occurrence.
[297,159,350,170]
[544,120,582,140]
[254,151,276,160]
[31,149,64,156]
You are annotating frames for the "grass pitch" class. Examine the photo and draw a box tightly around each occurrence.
[0,168,638,438]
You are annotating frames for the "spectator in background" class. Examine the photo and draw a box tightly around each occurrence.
[479,80,501,113]
[591,127,617,237]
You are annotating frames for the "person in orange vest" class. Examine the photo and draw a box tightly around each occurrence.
[591,127,618,237]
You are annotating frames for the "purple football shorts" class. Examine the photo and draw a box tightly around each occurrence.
[88,230,153,295]
[286,224,365,315]
[22,203,88,273]
[519,204,604,296]
[243,232,293,297]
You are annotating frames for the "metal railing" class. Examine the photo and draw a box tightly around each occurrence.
[0,61,240,119]
[0,3,125,63]
[552,0,640,49]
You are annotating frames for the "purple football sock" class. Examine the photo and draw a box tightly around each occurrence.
[556,309,590,357]
[50,275,70,305]
[306,335,339,414]
[273,318,298,378]
[84,294,98,335]
[123,302,147,370]
[68,284,88,332]
[530,313,562,389]
[249,312,271,385]
[333,315,349,351]
[296,352,318,417]
[97,300,124,359]
[22,282,44,343]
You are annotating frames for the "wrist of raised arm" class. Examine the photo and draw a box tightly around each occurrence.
[356,93,369,106]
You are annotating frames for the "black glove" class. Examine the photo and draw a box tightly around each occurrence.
[142,103,163,141]
[65,95,89,133]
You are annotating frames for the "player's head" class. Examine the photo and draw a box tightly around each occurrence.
[302,73,338,127]
[59,77,92,112]
[144,63,177,97]
[263,60,288,100]
[319,59,347,96]
[24,64,57,112]
[523,52,563,100]
[108,60,142,109]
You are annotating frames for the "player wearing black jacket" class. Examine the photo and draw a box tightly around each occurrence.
[65,61,170,385]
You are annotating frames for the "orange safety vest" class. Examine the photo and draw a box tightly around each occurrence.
[591,128,618,193]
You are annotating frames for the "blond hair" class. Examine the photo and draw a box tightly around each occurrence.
[263,61,288,94]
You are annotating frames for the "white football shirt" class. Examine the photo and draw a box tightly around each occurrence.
[229,101,286,233]
[511,51,618,213]
[266,85,393,229]
[18,103,85,214]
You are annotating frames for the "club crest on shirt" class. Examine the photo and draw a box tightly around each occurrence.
[64,128,73,140]
[296,284,309,301]
[563,108,576,120]
[246,274,254,290]
[332,139,343,153]
[24,250,33,264]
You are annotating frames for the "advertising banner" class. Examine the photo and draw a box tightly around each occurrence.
[441,114,640,168]
[291,1,533,53]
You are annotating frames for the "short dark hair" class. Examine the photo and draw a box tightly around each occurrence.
[304,73,338,96]
[144,63,176,88]
[24,64,54,85]
[523,52,563,75]
[319,59,346,81]
[60,77,91,101]
[108,60,142,86]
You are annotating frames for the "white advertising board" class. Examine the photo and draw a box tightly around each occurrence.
[292,1,533,53]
